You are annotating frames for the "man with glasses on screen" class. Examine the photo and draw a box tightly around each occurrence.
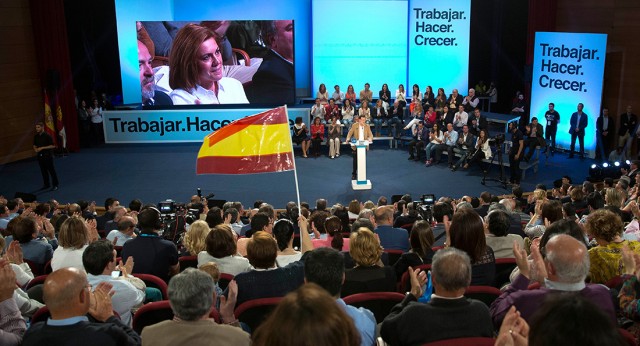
[138,40,173,107]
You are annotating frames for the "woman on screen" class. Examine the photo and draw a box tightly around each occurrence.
[292,117,310,158]
[395,84,407,108]
[317,84,329,105]
[345,85,356,105]
[168,24,248,105]
[342,99,355,134]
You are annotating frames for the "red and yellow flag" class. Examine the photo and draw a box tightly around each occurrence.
[196,106,294,175]
[44,91,58,146]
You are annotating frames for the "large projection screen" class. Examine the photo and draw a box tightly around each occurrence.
[530,32,607,158]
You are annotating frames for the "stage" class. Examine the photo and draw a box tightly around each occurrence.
[0,142,592,209]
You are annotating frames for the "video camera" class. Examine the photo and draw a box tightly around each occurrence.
[414,194,435,221]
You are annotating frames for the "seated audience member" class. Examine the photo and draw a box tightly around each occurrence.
[310,116,324,157]
[223,207,243,235]
[618,245,640,320]
[586,209,640,284]
[450,124,475,171]
[373,206,409,251]
[332,85,344,105]
[233,216,313,307]
[310,98,326,121]
[341,228,396,297]
[122,207,179,283]
[181,220,210,256]
[484,210,524,259]
[529,294,625,346]
[12,217,54,269]
[474,192,492,217]
[22,268,140,345]
[316,84,329,105]
[198,224,251,275]
[342,99,355,132]
[431,202,453,247]
[103,206,127,233]
[141,268,250,345]
[448,208,495,286]
[491,234,615,326]
[393,202,420,228]
[198,262,224,309]
[522,117,546,162]
[252,284,361,346]
[292,116,311,158]
[358,100,371,124]
[304,248,375,346]
[380,248,493,345]
[388,100,404,139]
[347,200,361,220]
[423,122,444,165]
[312,215,349,251]
[106,216,137,246]
[372,99,387,136]
[273,219,302,267]
[524,199,563,239]
[393,220,436,279]
[83,240,145,326]
[96,197,119,231]
[0,259,25,346]
[407,121,428,161]
[52,217,99,271]
[431,123,458,168]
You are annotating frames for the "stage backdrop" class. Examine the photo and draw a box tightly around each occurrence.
[530,32,607,158]
[103,108,308,143]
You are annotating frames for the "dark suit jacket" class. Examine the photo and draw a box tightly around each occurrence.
[618,113,637,136]
[457,132,476,150]
[247,50,295,104]
[596,116,614,135]
[526,123,544,139]
[373,106,387,119]
[569,112,588,135]
[413,127,429,141]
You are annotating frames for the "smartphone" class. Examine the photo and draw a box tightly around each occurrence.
[111,271,121,279]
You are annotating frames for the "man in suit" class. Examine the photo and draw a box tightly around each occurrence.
[569,103,589,159]
[523,117,545,162]
[596,107,614,161]
[451,125,476,171]
[408,121,428,161]
[345,115,373,180]
[247,20,294,104]
[618,105,637,156]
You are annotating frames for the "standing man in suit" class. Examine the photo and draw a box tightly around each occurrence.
[345,115,373,180]
[596,107,614,161]
[569,103,588,159]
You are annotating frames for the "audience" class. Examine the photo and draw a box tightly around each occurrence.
[273,219,302,266]
[373,206,409,251]
[484,209,524,259]
[51,217,98,271]
[392,220,435,279]
[141,268,250,345]
[181,220,209,256]
[197,224,251,275]
[380,248,493,344]
[106,216,137,246]
[22,268,140,345]
[0,259,25,346]
[448,208,496,286]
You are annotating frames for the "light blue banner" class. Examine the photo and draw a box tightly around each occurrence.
[408,0,471,94]
[530,32,607,158]
[104,108,308,143]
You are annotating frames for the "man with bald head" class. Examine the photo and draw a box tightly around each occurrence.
[106,216,137,247]
[22,268,140,345]
[490,234,616,327]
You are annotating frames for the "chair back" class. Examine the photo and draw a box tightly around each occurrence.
[44,260,53,274]
[234,297,282,332]
[178,255,198,272]
[132,300,222,334]
[383,249,404,266]
[25,259,43,276]
[343,292,405,323]
[619,327,637,346]
[218,273,234,291]
[398,264,431,293]
[493,258,517,289]
[31,306,51,324]
[464,285,501,307]
[422,337,495,345]
[132,273,169,300]
[24,274,48,291]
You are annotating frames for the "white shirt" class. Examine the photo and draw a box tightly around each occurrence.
[51,245,88,272]
[358,126,365,140]
[170,77,249,105]
[332,91,345,103]
[342,107,354,121]
[395,90,406,103]
[197,251,252,276]
[90,107,103,124]
[87,274,145,326]
[106,230,135,246]
[454,111,468,127]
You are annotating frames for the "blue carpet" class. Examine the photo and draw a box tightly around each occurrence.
[0,142,592,208]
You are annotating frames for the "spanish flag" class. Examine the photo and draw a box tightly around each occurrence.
[196,106,294,175]
[44,91,58,147]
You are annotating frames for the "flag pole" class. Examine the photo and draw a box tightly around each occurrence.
[285,104,302,207]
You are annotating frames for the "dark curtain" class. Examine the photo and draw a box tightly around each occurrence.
[30,0,78,152]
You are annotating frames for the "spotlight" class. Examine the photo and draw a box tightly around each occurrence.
[614,161,620,167]
[602,163,609,168]
[589,164,604,181]
[591,164,597,169]
[626,160,631,165]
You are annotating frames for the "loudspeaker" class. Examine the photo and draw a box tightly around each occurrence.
[14,192,36,203]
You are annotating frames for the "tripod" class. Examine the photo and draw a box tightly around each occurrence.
[481,140,508,189]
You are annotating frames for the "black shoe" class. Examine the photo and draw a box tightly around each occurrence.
[352,174,356,180]
[51,186,58,191]
[451,165,457,171]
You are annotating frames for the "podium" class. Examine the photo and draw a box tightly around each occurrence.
[351,140,372,190]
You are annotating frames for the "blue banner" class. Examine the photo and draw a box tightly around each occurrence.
[530,32,607,158]
[408,0,471,94]
[103,108,308,143]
